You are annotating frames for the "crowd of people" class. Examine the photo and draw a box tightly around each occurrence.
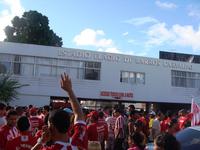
[0,73,193,150]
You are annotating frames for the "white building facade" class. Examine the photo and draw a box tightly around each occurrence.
[0,42,200,107]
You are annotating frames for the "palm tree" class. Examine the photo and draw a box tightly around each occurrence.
[0,74,28,104]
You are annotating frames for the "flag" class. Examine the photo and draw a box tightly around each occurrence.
[191,99,200,126]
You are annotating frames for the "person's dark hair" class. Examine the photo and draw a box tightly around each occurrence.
[114,108,122,114]
[157,111,163,117]
[83,108,89,116]
[155,133,180,150]
[17,116,30,131]
[131,132,145,150]
[16,106,24,116]
[44,105,50,112]
[37,108,42,114]
[48,109,70,133]
[166,110,173,118]
[28,105,33,109]
[44,113,49,125]
[168,118,178,128]
[0,103,6,110]
[128,105,135,110]
[6,105,12,111]
[98,111,104,119]
[7,110,18,118]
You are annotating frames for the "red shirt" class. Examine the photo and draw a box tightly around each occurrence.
[5,131,37,150]
[0,125,19,149]
[87,123,98,141]
[71,121,88,150]
[178,116,187,130]
[97,122,108,142]
[161,117,171,132]
[87,122,108,142]
[29,116,44,133]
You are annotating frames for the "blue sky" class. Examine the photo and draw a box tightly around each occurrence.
[1,0,200,58]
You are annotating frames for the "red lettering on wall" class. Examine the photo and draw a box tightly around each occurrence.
[100,91,133,98]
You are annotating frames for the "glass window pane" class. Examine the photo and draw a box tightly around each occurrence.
[57,59,70,67]
[77,68,85,79]
[52,59,57,66]
[20,64,34,76]
[84,68,100,80]
[94,62,101,68]
[0,54,13,61]
[13,62,21,75]
[0,62,11,73]
[121,72,129,83]
[36,65,51,76]
[129,72,135,84]
[21,56,34,63]
[36,57,51,65]
[136,73,145,84]
[72,61,82,68]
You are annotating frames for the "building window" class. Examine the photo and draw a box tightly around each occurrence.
[171,70,200,88]
[0,54,13,74]
[14,55,35,76]
[0,62,11,74]
[120,71,145,85]
[84,62,101,80]
[13,55,21,75]
[0,53,101,80]
[76,61,101,80]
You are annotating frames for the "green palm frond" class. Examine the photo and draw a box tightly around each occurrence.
[0,74,29,103]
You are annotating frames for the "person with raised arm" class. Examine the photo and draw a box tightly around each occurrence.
[31,73,87,150]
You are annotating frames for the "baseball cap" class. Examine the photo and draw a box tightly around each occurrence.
[63,108,73,114]
[149,111,156,116]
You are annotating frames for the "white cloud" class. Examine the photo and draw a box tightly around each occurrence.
[187,5,200,19]
[122,32,129,36]
[123,16,159,26]
[0,0,24,41]
[73,28,113,47]
[146,23,174,45]
[172,25,200,50]
[97,47,121,53]
[146,22,200,51]
[97,47,136,56]
[155,0,177,9]
[73,28,146,56]
[73,28,134,54]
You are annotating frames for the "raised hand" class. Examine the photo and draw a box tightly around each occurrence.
[60,72,72,93]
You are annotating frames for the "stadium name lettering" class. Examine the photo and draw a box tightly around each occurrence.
[58,50,121,62]
[58,50,193,70]
[135,58,192,70]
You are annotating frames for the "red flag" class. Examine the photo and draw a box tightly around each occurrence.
[191,99,200,126]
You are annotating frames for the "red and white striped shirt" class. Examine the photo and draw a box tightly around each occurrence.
[29,116,44,134]
[114,115,125,139]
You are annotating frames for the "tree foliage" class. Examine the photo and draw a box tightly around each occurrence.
[0,74,28,104]
[4,10,63,47]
